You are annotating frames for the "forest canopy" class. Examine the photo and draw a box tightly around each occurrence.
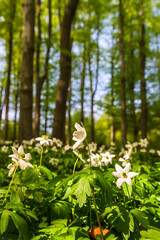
[0,0,160,149]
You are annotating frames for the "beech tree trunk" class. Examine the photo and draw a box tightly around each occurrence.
[110,47,115,146]
[67,80,72,145]
[18,0,35,142]
[52,0,79,142]
[80,43,86,124]
[119,0,127,148]
[140,0,147,139]
[3,0,16,141]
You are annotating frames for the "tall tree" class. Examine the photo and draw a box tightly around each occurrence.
[80,43,86,124]
[18,0,35,142]
[3,0,16,141]
[52,0,79,142]
[33,0,52,137]
[119,0,127,147]
[140,0,147,139]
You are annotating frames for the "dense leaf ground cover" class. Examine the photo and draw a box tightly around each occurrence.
[0,126,160,240]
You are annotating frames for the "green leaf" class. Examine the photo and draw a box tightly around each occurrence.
[140,229,160,240]
[131,209,150,229]
[74,175,91,208]
[39,166,53,180]
[26,210,38,221]
[1,210,9,234]
[8,211,29,240]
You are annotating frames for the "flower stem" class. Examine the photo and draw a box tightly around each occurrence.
[73,158,79,174]
[40,146,43,166]
[125,183,131,199]
[91,187,104,240]
[85,139,92,170]
[89,195,92,229]
[2,164,19,206]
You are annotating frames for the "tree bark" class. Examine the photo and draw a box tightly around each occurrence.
[119,0,127,147]
[67,80,72,145]
[80,43,86,124]
[140,0,147,139]
[110,47,115,146]
[34,0,52,137]
[3,0,16,141]
[18,0,35,142]
[52,0,79,142]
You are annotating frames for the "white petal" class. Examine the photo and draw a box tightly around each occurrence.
[73,140,82,150]
[124,163,131,174]
[11,147,19,158]
[18,145,24,154]
[25,153,31,161]
[112,172,122,178]
[127,172,139,178]
[73,131,86,140]
[125,177,132,186]
[19,159,28,170]
[115,164,123,173]
[8,167,15,176]
[119,158,125,162]
[116,178,126,188]
[36,137,43,141]
[75,123,83,131]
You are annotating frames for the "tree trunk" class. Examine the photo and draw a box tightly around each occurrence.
[18,0,35,143]
[140,0,147,139]
[130,48,138,142]
[13,80,19,141]
[34,0,52,137]
[80,43,86,124]
[67,80,72,145]
[44,77,49,135]
[3,0,16,141]
[119,0,127,148]
[52,0,79,142]
[110,47,115,146]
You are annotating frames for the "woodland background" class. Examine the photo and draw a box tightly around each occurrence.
[0,0,160,149]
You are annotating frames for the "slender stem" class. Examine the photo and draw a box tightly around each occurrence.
[73,158,79,174]
[2,164,19,206]
[125,182,131,199]
[40,146,43,166]
[89,195,92,229]
[85,139,92,170]
[91,187,104,240]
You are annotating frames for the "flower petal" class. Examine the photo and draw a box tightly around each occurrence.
[125,177,132,186]
[18,145,24,154]
[124,163,131,174]
[127,172,139,178]
[112,172,122,178]
[116,178,125,188]
[73,140,82,150]
[115,164,123,173]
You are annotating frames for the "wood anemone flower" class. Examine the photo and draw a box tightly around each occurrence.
[36,135,52,145]
[112,163,138,188]
[8,145,33,174]
[72,123,87,150]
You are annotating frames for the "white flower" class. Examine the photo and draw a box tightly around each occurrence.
[7,159,18,176]
[119,157,128,167]
[1,146,9,153]
[112,163,138,188]
[87,153,102,167]
[72,123,87,150]
[149,149,155,154]
[100,151,115,165]
[157,150,160,156]
[9,145,33,171]
[36,135,52,145]
[73,151,85,163]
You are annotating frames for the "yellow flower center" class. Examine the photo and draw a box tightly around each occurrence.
[42,135,48,140]
[20,153,25,159]
[122,172,127,178]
